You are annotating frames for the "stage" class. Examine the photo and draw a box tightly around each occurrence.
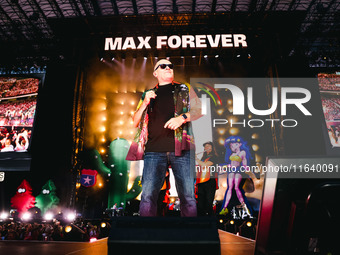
[0,230,254,255]
[219,230,255,255]
[0,238,108,255]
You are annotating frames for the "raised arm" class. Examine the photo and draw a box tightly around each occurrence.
[132,90,156,128]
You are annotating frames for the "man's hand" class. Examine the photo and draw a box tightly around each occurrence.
[143,90,157,105]
[164,116,185,130]
[132,90,157,128]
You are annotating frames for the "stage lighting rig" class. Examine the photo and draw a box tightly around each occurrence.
[22,212,32,221]
[65,225,72,233]
[44,212,54,221]
[66,212,76,222]
[0,212,8,220]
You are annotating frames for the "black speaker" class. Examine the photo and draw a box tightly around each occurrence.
[108,217,221,255]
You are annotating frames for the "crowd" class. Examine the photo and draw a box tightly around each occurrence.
[318,73,340,91]
[0,127,31,152]
[0,220,108,241]
[0,98,36,127]
[321,97,340,121]
[0,78,39,98]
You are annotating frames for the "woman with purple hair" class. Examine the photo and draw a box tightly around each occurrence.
[220,136,253,216]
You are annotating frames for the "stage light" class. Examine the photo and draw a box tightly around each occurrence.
[246,221,252,227]
[229,128,239,135]
[65,225,72,233]
[218,128,226,135]
[219,219,223,223]
[204,55,208,58]
[100,148,105,154]
[144,57,147,60]
[227,99,232,105]
[255,154,262,162]
[66,213,76,222]
[102,116,107,121]
[111,57,115,61]
[219,138,224,145]
[0,212,8,220]
[192,55,196,58]
[237,55,241,58]
[101,222,107,228]
[100,58,104,62]
[131,101,135,105]
[217,109,224,115]
[251,133,259,139]
[181,56,184,58]
[102,138,106,142]
[215,55,219,58]
[100,126,106,132]
[44,212,54,221]
[121,101,124,105]
[252,144,259,151]
[90,237,97,243]
[230,220,234,225]
[229,117,237,123]
[98,182,103,187]
[119,120,123,125]
[120,111,124,115]
[248,54,251,59]
[22,212,31,221]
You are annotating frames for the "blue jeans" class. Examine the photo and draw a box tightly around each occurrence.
[139,151,197,217]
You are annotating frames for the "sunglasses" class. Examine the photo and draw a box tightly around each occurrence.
[154,63,174,71]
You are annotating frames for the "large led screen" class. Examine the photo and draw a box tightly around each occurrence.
[0,76,41,171]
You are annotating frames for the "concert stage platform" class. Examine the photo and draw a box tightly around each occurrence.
[0,230,254,255]
[0,238,108,255]
[219,230,255,255]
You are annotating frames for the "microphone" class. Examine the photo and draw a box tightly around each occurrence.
[150,90,156,112]
[150,98,155,112]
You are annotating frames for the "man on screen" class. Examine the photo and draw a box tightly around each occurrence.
[127,59,201,216]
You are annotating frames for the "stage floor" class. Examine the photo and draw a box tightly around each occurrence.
[0,230,254,255]
[219,230,255,255]
[0,238,108,255]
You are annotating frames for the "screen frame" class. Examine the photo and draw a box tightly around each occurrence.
[317,72,340,156]
[0,73,45,171]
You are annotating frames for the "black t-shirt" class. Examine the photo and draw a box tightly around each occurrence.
[201,153,219,178]
[201,153,218,164]
[145,83,175,152]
